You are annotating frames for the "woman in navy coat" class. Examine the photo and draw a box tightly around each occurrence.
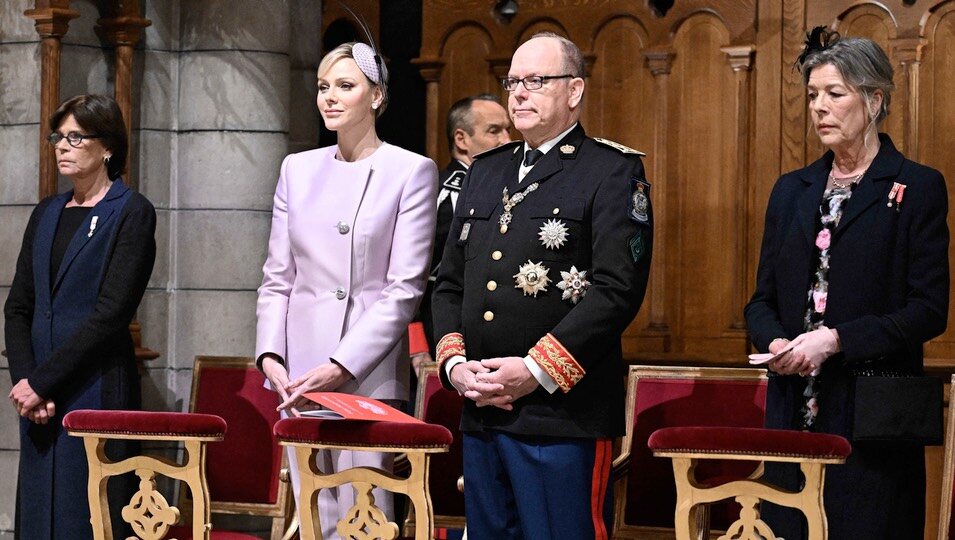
[4,95,156,539]
[744,30,949,538]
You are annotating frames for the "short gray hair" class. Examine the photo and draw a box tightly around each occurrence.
[800,36,894,125]
[446,93,500,152]
[529,32,585,78]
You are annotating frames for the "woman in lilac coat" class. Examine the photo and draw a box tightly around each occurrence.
[255,42,437,536]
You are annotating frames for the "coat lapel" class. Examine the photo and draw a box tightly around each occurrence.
[795,157,830,246]
[35,191,73,302]
[52,180,129,294]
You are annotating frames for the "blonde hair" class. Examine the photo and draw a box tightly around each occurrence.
[317,42,388,117]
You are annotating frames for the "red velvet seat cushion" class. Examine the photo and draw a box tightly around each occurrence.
[165,526,261,539]
[419,373,466,517]
[63,409,227,439]
[648,426,851,459]
[274,418,452,448]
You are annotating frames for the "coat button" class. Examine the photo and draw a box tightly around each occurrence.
[335,287,346,300]
[469,208,475,216]
[491,250,502,261]
[483,311,494,322]
[552,208,560,214]
[486,280,497,291]
[336,221,350,234]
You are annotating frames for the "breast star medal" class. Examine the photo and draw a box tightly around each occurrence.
[556,266,591,304]
[499,182,539,234]
[513,260,551,297]
[538,219,569,250]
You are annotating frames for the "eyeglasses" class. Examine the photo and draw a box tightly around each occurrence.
[47,131,101,148]
[501,75,575,92]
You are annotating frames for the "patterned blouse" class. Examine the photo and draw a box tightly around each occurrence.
[800,183,856,429]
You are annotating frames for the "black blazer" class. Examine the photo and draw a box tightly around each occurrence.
[745,134,949,434]
[432,124,652,438]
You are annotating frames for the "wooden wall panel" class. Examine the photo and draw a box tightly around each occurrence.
[921,2,955,362]
[670,14,744,358]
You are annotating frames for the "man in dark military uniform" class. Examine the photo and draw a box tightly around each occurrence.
[431,32,653,539]
[409,94,511,373]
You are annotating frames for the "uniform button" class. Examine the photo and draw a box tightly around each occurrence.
[553,208,560,214]
[483,311,494,322]
[491,250,502,261]
[335,287,346,300]
[486,280,497,291]
[336,221,350,234]
[469,208,475,216]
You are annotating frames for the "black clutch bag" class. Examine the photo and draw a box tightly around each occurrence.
[851,375,943,445]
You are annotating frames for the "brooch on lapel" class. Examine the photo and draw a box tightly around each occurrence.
[887,182,906,212]
[556,266,590,304]
[87,216,99,238]
[538,219,569,250]
[514,260,551,297]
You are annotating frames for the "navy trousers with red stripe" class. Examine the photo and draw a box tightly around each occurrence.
[462,431,613,539]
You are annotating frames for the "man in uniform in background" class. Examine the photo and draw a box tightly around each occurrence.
[431,32,653,539]
[408,94,511,375]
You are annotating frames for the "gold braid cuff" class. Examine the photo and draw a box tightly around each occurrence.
[436,333,466,365]
[529,333,584,393]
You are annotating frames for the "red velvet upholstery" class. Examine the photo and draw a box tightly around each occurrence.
[648,427,851,459]
[193,365,283,505]
[63,409,226,438]
[418,370,466,518]
[625,374,767,530]
[274,417,453,448]
[165,525,262,540]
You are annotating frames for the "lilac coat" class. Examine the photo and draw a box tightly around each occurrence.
[256,143,438,400]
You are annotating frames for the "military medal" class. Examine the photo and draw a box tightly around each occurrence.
[459,222,471,242]
[887,182,906,211]
[514,260,551,297]
[538,219,569,250]
[499,182,539,234]
[556,266,590,304]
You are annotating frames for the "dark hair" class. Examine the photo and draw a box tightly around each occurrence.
[797,28,894,126]
[446,93,501,152]
[49,95,128,180]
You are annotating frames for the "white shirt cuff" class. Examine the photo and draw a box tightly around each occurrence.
[444,355,467,393]
[523,355,558,394]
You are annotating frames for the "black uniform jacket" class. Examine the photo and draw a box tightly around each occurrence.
[432,124,652,438]
[745,134,949,436]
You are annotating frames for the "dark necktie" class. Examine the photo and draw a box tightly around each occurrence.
[523,148,544,167]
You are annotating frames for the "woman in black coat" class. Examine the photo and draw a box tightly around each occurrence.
[744,30,949,538]
[4,95,156,539]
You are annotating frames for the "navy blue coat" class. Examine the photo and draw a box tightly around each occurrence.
[744,134,949,538]
[4,179,156,539]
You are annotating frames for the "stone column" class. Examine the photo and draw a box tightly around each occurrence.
[158,0,291,406]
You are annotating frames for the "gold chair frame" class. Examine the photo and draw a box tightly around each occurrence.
[68,426,222,540]
[178,356,295,539]
[612,365,769,539]
[280,436,448,540]
[938,374,955,540]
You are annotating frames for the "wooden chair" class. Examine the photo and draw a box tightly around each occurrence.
[402,363,466,536]
[63,409,226,540]
[649,425,850,540]
[938,374,955,540]
[275,417,453,540]
[612,365,769,539]
[171,356,294,539]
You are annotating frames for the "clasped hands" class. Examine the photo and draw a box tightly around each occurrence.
[261,356,352,416]
[9,379,56,425]
[450,357,539,410]
[768,326,840,377]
